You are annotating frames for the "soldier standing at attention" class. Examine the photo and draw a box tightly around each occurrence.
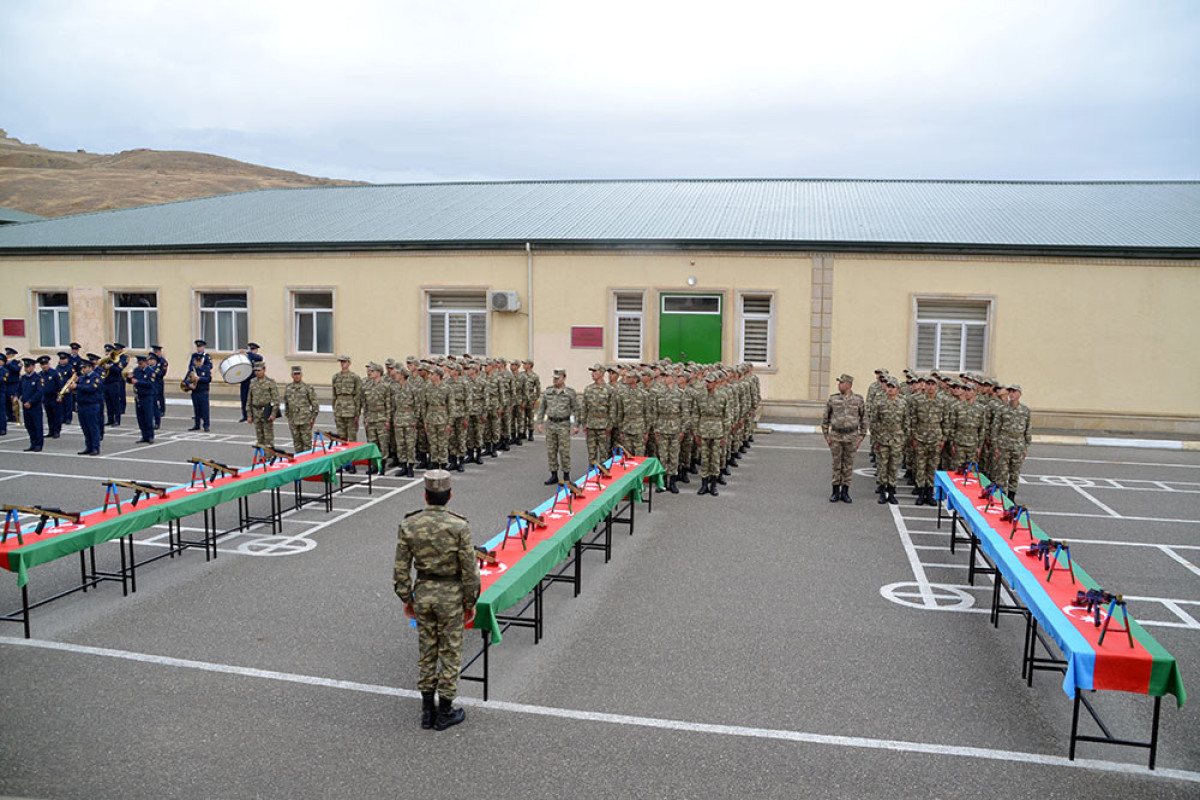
[866,368,888,466]
[332,356,362,468]
[522,360,540,441]
[360,362,393,474]
[423,367,452,470]
[992,384,1032,500]
[869,375,907,505]
[908,376,945,506]
[150,345,167,428]
[284,366,319,452]
[822,373,866,503]
[186,351,212,432]
[394,470,480,731]
[74,359,103,455]
[130,354,158,444]
[947,381,987,472]
[580,363,612,467]
[510,360,528,445]
[616,370,649,456]
[696,372,728,496]
[536,368,580,485]
[38,355,62,439]
[447,362,469,471]
[19,358,45,451]
[390,367,419,476]
[247,362,280,448]
[654,370,685,493]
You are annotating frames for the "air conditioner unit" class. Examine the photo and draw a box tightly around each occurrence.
[489,290,521,312]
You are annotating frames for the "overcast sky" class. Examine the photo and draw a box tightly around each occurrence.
[2,0,1197,184]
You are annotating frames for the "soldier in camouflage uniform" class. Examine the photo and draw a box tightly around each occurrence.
[446,362,469,472]
[907,376,946,506]
[536,368,580,484]
[580,363,612,466]
[822,373,866,503]
[247,363,280,448]
[522,360,540,441]
[464,362,486,464]
[866,368,888,466]
[510,360,528,444]
[423,367,452,469]
[393,469,480,731]
[283,366,319,452]
[360,362,393,475]
[682,369,705,476]
[616,370,650,456]
[869,375,907,504]
[654,371,686,493]
[947,381,987,472]
[331,354,362,446]
[696,372,728,496]
[991,384,1032,499]
[494,358,514,447]
[389,368,419,477]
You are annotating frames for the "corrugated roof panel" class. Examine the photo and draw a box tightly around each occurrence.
[0,179,1198,251]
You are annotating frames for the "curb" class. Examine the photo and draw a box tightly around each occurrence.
[758,423,1198,452]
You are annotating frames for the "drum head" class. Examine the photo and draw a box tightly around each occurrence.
[220,353,254,384]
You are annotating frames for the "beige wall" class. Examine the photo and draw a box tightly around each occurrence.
[831,254,1200,417]
[4,248,1198,420]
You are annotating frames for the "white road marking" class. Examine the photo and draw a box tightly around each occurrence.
[2,635,1196,785]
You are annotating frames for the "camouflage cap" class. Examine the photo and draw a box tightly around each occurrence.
[406,355,419,363]
[429,366,443,377]
[884,375,899,387]
[590,363,604,371]
[366,361,382,372]
[398,367,411,377]
[291,366,303,374]
[523,359,534,366]
[385,358,396,368]
[337,354,351,362]
[553,368,566,377]
[837,373,854,384]
[705,372,720,383]
[424,469,452,492]
[253,362,265,371]
[1009,383,1022,392]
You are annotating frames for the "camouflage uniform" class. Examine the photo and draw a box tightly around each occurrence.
[393,500,481,703]
[247,374,280,448]
[485,365,503,450]
[522,364,541,439]
[948,396,988,471]
[580,376,612,464]
[536,381,580,476]
[869,391,908,495]
[465,370,486,457]
[511,366,528,441]
[821,383,866,490]
[991,397,1032,497]
[283,376,319,451]
[907,388,945,499]
[391,377,419,467]
[696,380,728,486]
[447,372,469,466]
[360,375,393,467]
[423,376,452,467]
[496,364,514,443]
[616,377,650,456]
[331,368,362,441]
[654,383,684,482]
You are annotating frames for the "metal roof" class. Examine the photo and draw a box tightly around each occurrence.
[0,206,43,224]
[0,179,1198,256]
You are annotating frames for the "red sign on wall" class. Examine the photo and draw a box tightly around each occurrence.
[2,319,25,337]
[570,326,603,349]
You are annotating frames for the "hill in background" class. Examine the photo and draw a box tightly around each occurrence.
[0,128,367,218]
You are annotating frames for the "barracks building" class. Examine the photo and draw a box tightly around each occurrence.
[0,179,1197,434]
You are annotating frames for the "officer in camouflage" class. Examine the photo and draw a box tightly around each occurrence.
[393,469,480,731]
[247,362,280,448]
[283,366,319,452]
[822,373,866,503]
[536,368,580,485]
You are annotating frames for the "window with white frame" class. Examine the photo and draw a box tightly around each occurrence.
[199,291,249,352]
[914,298,990,372]
[613,292,644,361]
[427,291,487,356]
[112,292,158,350]
[36,291,71,348]
[739,293,774,366]
[293,291,334,354]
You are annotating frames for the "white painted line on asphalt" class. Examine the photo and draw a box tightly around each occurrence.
[1085,437,1183,450]
[888,504,935,608]
[1158,546,1200,579]
[1032,510,1200,525]
[1025,455,1200,470]
[1068,483,1122,517]
[2,635,1196,785]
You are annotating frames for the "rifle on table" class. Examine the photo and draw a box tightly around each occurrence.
[3,504,82,544]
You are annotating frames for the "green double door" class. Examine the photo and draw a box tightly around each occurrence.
[657,294,722,363]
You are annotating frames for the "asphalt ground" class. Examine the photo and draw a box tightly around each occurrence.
[0,404,1198,799]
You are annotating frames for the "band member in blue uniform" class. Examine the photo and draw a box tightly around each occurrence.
[238,342,264,422]
[75,358,104,455]
[38,355,63,439]
[68,342,84,373]
[20,358,44,451]
[56,351,76,425]
[102,343,128,426]
[3,347,20,423]
[187,352,212,431]
[0,352,10,436]
[150,344,167,427]
[131,354,158,443]
[192,339,213,369]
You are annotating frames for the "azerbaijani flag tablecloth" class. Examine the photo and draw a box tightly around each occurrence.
[935,469,1185,707]
[1,443,381,588]
[472,456,665,644]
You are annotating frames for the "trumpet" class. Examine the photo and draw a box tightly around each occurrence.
[57,373,79,399]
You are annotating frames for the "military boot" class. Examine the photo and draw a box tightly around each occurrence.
[677,468,689,484]
[420,692,436,730]
[434,697,465,731]
[887,486,899,505]
[455,456,465,473]
[668,477,679,494]
[877,486,889,504]
[716,473,727,485]
[840,485,852,503]
[697,477,711,495]
[829,484,840,503]
[544,470,559,486]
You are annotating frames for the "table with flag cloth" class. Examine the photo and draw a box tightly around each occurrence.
[460,455,665,699]
[935,468,1185,768]
[2,442,381,637]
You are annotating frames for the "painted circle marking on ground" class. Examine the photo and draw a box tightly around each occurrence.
[880,582,977,611]
[235,536,317,556]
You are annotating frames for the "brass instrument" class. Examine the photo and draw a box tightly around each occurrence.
[57,373,79,399]
[180,361,197,393]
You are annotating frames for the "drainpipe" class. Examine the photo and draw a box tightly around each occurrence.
[526,242,533,360]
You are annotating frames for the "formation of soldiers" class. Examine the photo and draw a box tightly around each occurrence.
[860,368,1032,506]
[0,341,168,454]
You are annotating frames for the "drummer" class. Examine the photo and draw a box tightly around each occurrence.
[238,343,265,423]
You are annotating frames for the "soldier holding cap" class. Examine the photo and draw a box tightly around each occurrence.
[247,361,280,448]
[536,368,580,485]
[822,373,866,503]
[394,470,480,731]
[284,366,320,452]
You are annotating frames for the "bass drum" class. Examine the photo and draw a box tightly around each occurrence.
[219,353,254,384]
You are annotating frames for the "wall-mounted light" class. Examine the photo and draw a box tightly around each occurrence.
[686,276,697,286]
